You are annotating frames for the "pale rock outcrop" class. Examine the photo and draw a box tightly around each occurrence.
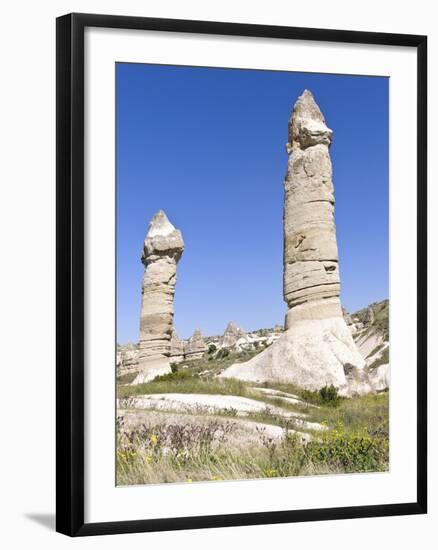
[118,394,324,432]
[355,330,385,362]
[221,90,370,396]
[133,211,184,384]
[342,307,353,326]
[170,329,185,364]
[369,364,390,392]
[117,343,139,377]
[185,329,208,360]
[221,321,245,348]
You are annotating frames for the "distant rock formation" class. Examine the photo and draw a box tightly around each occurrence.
[362,306,375,326]
[221,321,245,348]
[342,307,353,326]
[185,329,208,360]
[133,211,184,384]
[117,343,139,377]
[221,90,371,396]
[170,329,185,364]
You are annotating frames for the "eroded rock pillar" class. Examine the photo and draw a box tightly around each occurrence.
[133,210,184,383]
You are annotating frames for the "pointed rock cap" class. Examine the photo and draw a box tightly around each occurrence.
[225,321,238,332]
[170,329,184,354]
[191,328,203,339]
[147,210,177,238]
[142,209,184,264]
[186,328,207,354]
[288,89,333,150]
[224,321,244,336]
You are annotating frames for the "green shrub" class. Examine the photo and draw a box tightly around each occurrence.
[208,344,217,354]
[319,384,340,404]
[299,385,341,407]
[153,369,193,382]
[216,348,230,359]
[306,425,388,473]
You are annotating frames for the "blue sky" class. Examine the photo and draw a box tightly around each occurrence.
[116,64,388,342]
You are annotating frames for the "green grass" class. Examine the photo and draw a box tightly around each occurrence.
[117,393,389,486]
[117,347,263,400]
[307,392,389,435]
[116,347,389,484]
[118,374,252,399]
[117,372,138,385]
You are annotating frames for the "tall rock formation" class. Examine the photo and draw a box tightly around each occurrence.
[221,90,371,395]
[133,210,184,384]
[185,329,208,361]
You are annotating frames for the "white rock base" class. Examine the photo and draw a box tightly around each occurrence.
[220,316,373,397]
[131,358,172,385]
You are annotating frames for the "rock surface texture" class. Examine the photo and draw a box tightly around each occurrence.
[221,90,371,396]
[185,329,208,360]
[221,321,245,348]
[170,329,185,364]
[117,343,139,378]
[133,211,184,384]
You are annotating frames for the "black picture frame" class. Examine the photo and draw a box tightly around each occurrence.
[56,12,427,537]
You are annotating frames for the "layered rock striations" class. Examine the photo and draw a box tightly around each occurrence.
[133,210,184,384]
[221,90,371,395]
[283,90,340,326]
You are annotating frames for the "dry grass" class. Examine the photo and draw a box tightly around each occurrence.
[116,350,389,485]
[116,391,389,485]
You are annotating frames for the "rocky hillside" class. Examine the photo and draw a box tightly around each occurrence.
[116,299,390,485]
[348,300,389,370]
[117,299,389,380]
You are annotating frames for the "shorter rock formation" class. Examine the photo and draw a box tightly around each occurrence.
[363,306,375,326]
[117,343,139,378]
[185,329,208,360]
[221,321,245,348]
[170,330,185,364]
[133,210,184,384]
[342,307,353,326]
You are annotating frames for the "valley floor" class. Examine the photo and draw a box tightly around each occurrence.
[116,352,389,485]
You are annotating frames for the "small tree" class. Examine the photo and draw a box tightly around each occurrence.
[319,384,339,404]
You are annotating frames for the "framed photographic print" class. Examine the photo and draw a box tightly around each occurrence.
[56,13,427,536]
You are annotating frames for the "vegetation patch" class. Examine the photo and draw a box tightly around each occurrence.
[116,393,389,486]
[368,347,389,370]
[117,372,138,385]
[117,349,389,485]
